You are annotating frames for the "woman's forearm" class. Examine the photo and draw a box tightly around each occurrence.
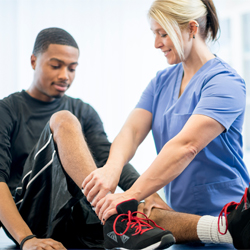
[126,136,198,201]
[125,114,225,201]
[106,109,152,171]
[107,126,140,169]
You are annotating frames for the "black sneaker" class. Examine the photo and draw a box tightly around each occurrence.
[103,199,176,250]
[218,185,250,249]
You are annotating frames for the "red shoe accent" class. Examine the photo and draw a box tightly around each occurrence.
[218,187,248,235]
[113,210,165,236]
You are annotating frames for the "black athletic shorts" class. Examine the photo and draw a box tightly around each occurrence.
[8,123,104,249]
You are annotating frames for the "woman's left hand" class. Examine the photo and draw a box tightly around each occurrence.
[95,192,134,223]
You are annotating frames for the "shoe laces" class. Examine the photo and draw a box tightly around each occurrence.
[113,210,165,236]
[218,186,249,235]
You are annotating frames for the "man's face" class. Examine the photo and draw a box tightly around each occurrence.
[30,44,79,102]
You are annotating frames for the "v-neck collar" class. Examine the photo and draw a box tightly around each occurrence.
[172,65,183,103]
[173,57,218,103]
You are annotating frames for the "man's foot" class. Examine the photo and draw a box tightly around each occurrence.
[103,199,176,250]
[218,185,250,249]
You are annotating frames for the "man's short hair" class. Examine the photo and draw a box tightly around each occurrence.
[32,27,79,56]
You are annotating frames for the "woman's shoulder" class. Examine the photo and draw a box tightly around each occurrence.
[196,57,245,92]
[205,57,243,80]
[198,57,246,98]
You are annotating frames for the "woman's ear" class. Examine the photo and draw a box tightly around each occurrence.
[189,20,199,39]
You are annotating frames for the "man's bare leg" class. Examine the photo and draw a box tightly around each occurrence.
[148,206,200,243]
[50,110,97,188]
[148,206,233,245]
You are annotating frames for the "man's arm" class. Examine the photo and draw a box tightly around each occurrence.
[0,102,33,245]
[0,182,33,243]
[0,182,66,249]
[0,101,65,249]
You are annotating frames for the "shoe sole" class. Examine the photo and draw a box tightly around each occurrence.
[155,234,176,249]
[106,233,176,250]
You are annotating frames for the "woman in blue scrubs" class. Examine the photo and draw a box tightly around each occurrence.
[83,0,250,219]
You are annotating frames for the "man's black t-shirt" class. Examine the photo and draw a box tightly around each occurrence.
[0,90,139,195]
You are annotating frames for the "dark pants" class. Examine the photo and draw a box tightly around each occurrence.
[8,123,104,249]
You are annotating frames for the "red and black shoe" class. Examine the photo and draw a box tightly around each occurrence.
[218,186,250,249]
[103,199,175,250]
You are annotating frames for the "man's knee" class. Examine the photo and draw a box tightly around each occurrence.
[50,110,81,136]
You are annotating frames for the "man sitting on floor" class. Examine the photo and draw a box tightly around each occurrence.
[0,27,172,249]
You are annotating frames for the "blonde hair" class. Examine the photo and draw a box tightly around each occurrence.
[148,0,219,60]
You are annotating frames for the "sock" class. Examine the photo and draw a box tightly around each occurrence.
[197,215,232,244]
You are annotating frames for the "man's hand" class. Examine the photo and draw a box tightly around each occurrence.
[138,193,173,217]
[22,237,66,250]
[82,164,121,207]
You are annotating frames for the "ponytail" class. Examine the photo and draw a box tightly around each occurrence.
[200,0,220,40]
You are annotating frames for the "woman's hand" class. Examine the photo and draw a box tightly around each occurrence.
[95,192,134,223]
[82,164,121,207]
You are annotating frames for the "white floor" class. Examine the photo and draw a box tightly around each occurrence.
[0,228,17,249]
[0,227,236,250]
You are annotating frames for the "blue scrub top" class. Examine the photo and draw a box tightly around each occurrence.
[136,57,250,216]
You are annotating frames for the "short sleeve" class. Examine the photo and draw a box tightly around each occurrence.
[135,78,156,113]
[193,73,246,131]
